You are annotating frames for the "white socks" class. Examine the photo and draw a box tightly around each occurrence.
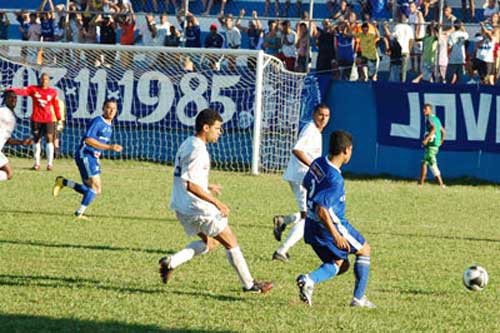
[277,218,305,255]
[46,143,54,166]
[0,170,7,181]
[169,240,209,269]
[226,246,254,289]
[33,143,41,166]
[284,212,301,225]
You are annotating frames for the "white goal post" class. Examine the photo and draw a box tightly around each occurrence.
[0,40,307,174]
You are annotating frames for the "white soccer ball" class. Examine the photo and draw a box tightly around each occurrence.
[463,265,489,291]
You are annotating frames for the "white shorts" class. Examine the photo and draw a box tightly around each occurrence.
[288,181,307,212]
[0,152,8,168]
[176,210,228,238]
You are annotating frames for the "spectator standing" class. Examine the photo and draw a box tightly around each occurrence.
[96,14,117,67]
[461,0,475,21]
[384,23,404,82]
[218,13,241,49]
[446,20,468,84]
[296,22,310,72]
[483,0,499,19]
[384,13,414,82]
[315,19,336,73]
[204,23,224,48]
[442,6,456,31]
[263,20,282,56]
[336,22,356,80]
[413,22,438,83]
[408,1,425,73]
[177,11,201,48]
[280,20,297,71]
[138,14,157,46]
[333,0,350,21]
[0,11,9,40]
[165,25,180,46]
[155,13,170,46]
[355,22,380,81]
[118,11,136,68]
[236,9,263,50]
[40,0,56,42]
[473,23,495,85]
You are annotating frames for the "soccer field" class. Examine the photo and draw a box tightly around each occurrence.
[0,158,498,332]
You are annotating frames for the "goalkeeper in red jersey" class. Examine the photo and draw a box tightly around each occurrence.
[8,72,61,171]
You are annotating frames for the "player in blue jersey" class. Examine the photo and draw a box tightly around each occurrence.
[52,99,123,219]
[296,130,376,308]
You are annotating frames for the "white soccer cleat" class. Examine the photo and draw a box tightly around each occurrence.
[350,295,377,308]
[296,274,314,306]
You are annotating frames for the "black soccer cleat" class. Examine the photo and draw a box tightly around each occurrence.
[273,215,286,242]
[243,280,273,294]
[159,256,174,284]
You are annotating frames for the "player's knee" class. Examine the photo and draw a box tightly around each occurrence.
[206,238,219,251]
[359,242,371,256]
[6,171,13,180]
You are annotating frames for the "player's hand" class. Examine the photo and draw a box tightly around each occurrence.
[22,137,33,145]
[56,120,64,132]
[111,144,123,153]
[208,184,223,196]
[334,235,350,252]
[216,201,230,217]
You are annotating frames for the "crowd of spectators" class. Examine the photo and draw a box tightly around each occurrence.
[2,0,500,84]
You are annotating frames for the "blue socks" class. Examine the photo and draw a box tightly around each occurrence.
[82,188,97,206]
[309,262,339,284]
[63,179,88,195]
[63,178,97,214]
[353,256,371,300]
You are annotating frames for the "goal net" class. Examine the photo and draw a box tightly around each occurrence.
[0,41,306,174]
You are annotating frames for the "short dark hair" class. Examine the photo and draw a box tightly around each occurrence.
[195,108,223,133]
[1,89,15,102]
[329,130,353,156]
[423,103,432,110]
[313,103,329,114]
[103,98,118,108]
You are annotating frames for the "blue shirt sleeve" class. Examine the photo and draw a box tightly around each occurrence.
[85,118,103,141]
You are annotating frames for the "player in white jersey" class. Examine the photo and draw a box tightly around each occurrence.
[0,90,32,181]
[272,104,331,262]
[159,109,273,294]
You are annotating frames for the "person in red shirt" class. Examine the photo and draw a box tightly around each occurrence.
[9,72,61,171]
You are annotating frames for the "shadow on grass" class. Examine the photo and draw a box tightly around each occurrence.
[343,172,499,186]
[0,238,174,255]
[0,274,245,302]
[0,208,175,223]
[0,313,237,333]
[367,231,500,243]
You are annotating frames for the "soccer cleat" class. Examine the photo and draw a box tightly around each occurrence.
[74,212,90,221]
[52,176,65,197]
[243,280,273,294]
[32,164,41,171]
[46,165,53,171]
[296,274,314,306]
[273,215,286,242]
[350,296,377,308]
[159,256,174,284]
[272,251,290,262]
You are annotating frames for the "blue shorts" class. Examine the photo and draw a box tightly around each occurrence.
[304,218,366,262]
[75,152,101,181]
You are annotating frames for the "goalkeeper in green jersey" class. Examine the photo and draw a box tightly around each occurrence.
[418,103,446,187]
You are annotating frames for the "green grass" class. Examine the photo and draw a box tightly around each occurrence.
[0,157,499,332]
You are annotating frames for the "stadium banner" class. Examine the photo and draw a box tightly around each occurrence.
[2,62,258,130]
[374,82,500,152]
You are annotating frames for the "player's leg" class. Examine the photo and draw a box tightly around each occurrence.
[273,182,306,261]
[428,148,445,187]
[215,225,273,293]
[159,229,214,284]
[273,181,304,242]
[45,122,55,171]
[31,121,42,170]
[351,242,376,308]
[296,243,345,306]
[418,148,430,185]
[0,153,13,181]
[74,174,101,217]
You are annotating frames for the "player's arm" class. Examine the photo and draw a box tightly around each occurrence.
[6,137,32,145]
[440,126,446,146]
[186,181,230,217]
[422,123,436,146]
[7,86,33,97]
[316,204,350,251]
[84,137,123,152]
[293,149,312,167]
[51,92,61,121]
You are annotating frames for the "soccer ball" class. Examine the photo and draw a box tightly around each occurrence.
[463,266,489,291]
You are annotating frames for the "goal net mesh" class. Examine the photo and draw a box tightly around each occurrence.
[0,41,306,173]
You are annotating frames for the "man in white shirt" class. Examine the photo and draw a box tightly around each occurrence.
[160,109,273,294]
[446,20,468,84]
[0,90,32,181]
[218,13,241,71]
[280,20,297,71]
[272,104,331,262]
[384,13,414,82]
